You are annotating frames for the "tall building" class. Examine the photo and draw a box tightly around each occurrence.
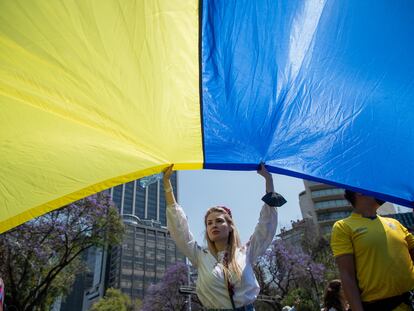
[61,173,186,310]
[110,172,175,226]
[105,172,186,301]
[81,246,110,310]
[299,180,395,235]
[60,235,110,310]
[106,214,185,302]
[277,218,315,246]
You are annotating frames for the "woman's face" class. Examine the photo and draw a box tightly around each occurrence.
[206,212,232,243]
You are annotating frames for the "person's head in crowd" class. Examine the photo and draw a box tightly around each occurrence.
[323,279,347,311]
[344,189,385,209]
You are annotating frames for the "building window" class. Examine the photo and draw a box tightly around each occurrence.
[147,183,158,221]
[159,182,167,225]
[315,199,349,209]
[317,211,351,222]
[123,182,134,215]
[135,183,146,219]
[171,172,178,198]
[311,188,344,198]
[112,185,123,211]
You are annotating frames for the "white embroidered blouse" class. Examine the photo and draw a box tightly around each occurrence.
[166,202,278,309]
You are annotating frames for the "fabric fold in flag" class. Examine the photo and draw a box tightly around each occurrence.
[1,0,413,233]
[0,0,202,233]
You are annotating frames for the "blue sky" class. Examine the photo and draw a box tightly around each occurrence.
[178,169,305,244]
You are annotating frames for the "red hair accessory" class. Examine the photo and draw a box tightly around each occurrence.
[218,206,232,218]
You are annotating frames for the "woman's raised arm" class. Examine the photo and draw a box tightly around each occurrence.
[163,165,200,266]
[247,164,286,263]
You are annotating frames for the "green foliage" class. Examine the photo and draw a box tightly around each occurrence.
[255,239,325,301]
[0,193,124,311]
[301,230,339,283]
[255,224,340,311]
[90,288,133,311]
[281,288,319,311]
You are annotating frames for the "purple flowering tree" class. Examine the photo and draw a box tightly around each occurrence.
[0,192,124,311]
[141,262,203,311]
[302,233,338,282]
[255,239,325,300]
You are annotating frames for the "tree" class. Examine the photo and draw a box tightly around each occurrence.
[301,232,339,282]
[90,288,135,311]
[0,192,124,311]
[255,239,325,302]
[253,265,281,311]
[141,262,202,311]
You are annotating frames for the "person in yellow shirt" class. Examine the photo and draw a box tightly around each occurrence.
[331,190,414,311]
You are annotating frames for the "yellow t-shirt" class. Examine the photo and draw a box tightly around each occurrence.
[331,213,414,302]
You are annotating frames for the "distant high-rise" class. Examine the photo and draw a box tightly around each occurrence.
[299,180,395,235]
[106,214,186,301]
[105,172,186,300]
[60,173,186,311]
[110,171,177,226]
[277,218,315,246]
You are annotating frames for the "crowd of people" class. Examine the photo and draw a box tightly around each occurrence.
[1,163,413,311]
[164,163,414,311]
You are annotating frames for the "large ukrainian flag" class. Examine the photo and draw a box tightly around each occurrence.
[1,0,413,232]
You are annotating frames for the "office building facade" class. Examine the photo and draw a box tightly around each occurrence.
[299,180,395,235]
[60,173,186,310]
[277,218,316,246]
[107,214,186,301]
[105,172,185,300]
[110,172,176,227]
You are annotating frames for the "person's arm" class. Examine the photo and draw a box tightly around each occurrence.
[336,254,364,311]
[163,165,177,206]
[163,165,199,266]
[247,164,286,263]
[258,163,274,193]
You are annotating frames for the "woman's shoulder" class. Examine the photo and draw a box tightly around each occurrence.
[196,246,216,260]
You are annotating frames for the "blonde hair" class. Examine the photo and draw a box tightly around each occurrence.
[204,206,242,282]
